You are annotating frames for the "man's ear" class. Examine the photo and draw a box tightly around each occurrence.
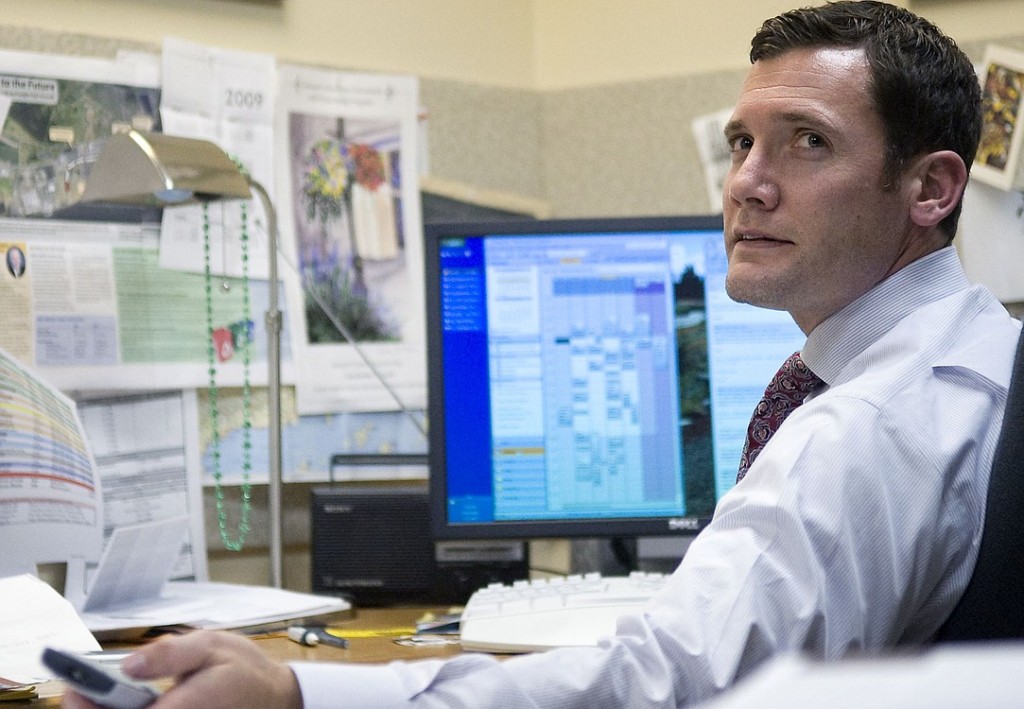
[908,150,969,228]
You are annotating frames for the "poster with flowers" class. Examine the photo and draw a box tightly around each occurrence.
[277,65,425,414]
[973,45,1024,191]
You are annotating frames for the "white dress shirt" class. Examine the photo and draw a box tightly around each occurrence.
[292,247,1022,708]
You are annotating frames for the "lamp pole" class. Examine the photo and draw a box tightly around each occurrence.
[249,179,283,589]
[74,130,286,588]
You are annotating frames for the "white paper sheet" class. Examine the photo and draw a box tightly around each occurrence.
[76,390,208,582]
[0,574,101,683]
[82,517,189,612]
[158,37,277,281]
[80,580,351,636]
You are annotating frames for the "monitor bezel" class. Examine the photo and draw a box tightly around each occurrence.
[425,214,725,541]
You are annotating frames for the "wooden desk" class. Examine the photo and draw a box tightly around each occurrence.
[32,606,465,706]
[253,606,465,664]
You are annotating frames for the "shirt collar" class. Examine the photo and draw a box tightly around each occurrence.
[801,246,971,385]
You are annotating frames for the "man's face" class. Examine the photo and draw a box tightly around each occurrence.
[722,47,919,334]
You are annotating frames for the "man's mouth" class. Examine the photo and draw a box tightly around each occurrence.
[737,231,776,243]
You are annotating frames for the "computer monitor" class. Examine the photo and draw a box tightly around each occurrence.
[425,215,805,541]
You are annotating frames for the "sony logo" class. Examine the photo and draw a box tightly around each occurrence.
[326,578,385,588]
[667,517,700,531]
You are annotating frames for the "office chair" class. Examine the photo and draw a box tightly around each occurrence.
[935,324,1024,641]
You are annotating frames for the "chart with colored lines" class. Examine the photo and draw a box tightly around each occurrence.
[0,347,102,575]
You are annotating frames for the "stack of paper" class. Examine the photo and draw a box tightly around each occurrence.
[81,581,352,639]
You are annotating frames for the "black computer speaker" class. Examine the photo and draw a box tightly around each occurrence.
[311,485,528,606]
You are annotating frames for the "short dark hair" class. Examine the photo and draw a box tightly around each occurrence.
[750,1,981,239]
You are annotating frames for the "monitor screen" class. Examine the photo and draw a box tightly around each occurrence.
[425,216,805,540]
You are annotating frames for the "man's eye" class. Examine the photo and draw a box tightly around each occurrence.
[727,135,753,152]
[798,133,827,148]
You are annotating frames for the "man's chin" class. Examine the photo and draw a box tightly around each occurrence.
[724,277,788,311]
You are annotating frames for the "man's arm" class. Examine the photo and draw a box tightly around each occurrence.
[65,366,999,709]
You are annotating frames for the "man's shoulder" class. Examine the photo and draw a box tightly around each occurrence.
[842,286,1015,383]
[930,294,1020,388]
[809,296,1017,435]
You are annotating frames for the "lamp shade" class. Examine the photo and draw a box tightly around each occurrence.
[80,130,252,206]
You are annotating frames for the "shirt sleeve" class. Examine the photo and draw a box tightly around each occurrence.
[291,661,413,708]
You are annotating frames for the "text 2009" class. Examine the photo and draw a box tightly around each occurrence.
[225,90,263,109]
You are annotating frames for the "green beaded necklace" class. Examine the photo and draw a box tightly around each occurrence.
[203,199,253,551]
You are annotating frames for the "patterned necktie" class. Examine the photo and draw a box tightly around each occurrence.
[736,351,825,482]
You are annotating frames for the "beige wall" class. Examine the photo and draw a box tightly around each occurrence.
[3,0,1024,90]
[532,0,1024,89]
[0,0,538,88]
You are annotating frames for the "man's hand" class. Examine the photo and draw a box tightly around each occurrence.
[62,630,303,709]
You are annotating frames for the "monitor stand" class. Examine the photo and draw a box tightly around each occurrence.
[571,536,695,576]
[637,535,695,573]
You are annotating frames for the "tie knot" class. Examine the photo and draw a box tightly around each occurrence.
[770,351,825,398]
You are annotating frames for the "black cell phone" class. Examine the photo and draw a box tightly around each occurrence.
[41,647,161,709]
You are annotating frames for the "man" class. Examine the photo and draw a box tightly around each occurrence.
[64,2,1021,708]
[5,245,25,278]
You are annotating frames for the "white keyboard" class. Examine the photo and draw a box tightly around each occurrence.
[458,571,668,653]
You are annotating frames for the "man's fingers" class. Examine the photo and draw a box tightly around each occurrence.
[117,631,300,709]
[122,630,240,681]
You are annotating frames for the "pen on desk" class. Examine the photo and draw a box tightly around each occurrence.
[287,625,349,649]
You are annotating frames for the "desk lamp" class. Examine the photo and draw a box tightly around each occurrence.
[80,129,286,588]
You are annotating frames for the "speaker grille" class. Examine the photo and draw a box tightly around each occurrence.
[311,485,530,606]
